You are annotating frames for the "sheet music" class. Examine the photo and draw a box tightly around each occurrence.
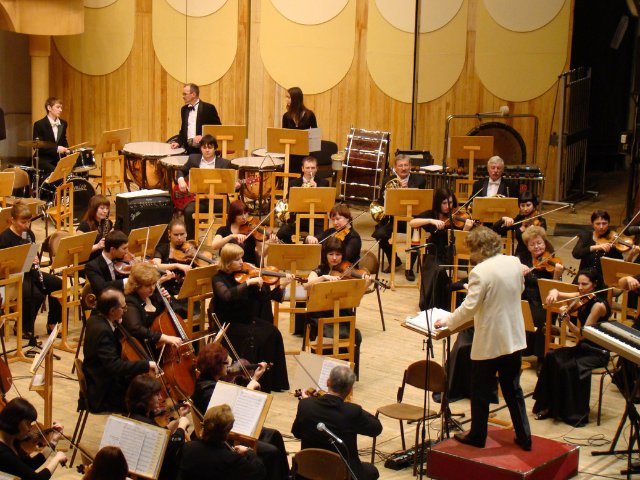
[20,242,39,274]
[318,358,346,391]
[308,128,322,152]
[30,323,59,374]
[100,415,169,479]
[405,309,450,335]
[421,164,443,172]
[207,382,268,437]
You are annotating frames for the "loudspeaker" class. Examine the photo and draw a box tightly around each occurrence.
[115,191,172,234]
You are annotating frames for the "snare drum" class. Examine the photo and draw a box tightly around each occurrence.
[123,141,185,190]
[40,176,96,223]
[72,148,97,173]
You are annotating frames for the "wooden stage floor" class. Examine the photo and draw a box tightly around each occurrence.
[7,169,635,479]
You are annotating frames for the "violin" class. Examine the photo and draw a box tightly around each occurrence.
[558,292,597,330]
[443,211,480,229]
[222,359,272,387]
[150,399,190,428]
[233,262,307,285]
[170,240,217,267]
[521,211,542,229]
[532,252,577,277]
[330,260,389,290]
[239,216,271,242]
[113,252,136,276]
[598,230,637,253]
[335,227,351,242]
[293,388,326,399]
[15,424,60,456]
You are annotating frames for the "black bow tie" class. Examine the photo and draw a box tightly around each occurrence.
[188,105,196,111]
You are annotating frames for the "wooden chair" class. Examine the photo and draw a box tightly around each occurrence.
[193,192,227,244]
[99,152,126,199]
[372,359,446,476]
[3,167,29,199]
[292,448,349,480]
[358,249,385,331]
[45,182,74,233]
[0,171,15,207]
[304,316,356,366]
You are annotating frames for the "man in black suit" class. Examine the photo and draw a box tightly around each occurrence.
[176,134,236,240]
[471,155,518,199]
[292,366,382,480]
[85,231,130,297]
[276,156,329,244]
[32,97,71,174]
[372,154,427,281]
[83,288,157,413]
[170,83,221,155]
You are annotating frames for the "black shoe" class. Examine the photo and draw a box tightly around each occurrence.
[405,270,416,282]
[22,331,34,341]
[432,392,442,403]
[534,410,549,420]
[514,436,532,451]
[453,433,484,448]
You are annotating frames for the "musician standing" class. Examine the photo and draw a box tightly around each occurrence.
[170,83,221,154]
[32,96,70,174]
[434,227,531,450]
[471,156,518,198]
[372,154,426,281]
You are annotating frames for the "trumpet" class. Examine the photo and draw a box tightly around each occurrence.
[369,177,402,223]
[274,199,289,223]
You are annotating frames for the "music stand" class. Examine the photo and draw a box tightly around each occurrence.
[127,224,168,260]
[203,125,247,158]
[176,265,219,336]
[288,187,334,242]
[0,208,11,229]
[267,127,309,199]
[29,323,59,427]
[385,188,433,289]
[189,168,237,243]
[0,172,14,208]
[0,244,32,363]
[305,279,366,365]
[267,244,321,333]
[94,128,131,197]
[44,152,78,184]
[538,278,578,354]
[602,258,640,322]
[449,136,493,200]
[50,232,95,352]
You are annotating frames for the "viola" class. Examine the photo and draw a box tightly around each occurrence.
[150,399,190,428]
[15,423,60,457]
[330,260,389,291]
[532,252,577,277]
[239,216,271,242]
[113,252,136,276]
[594,230,636,252]
[222,359,272,387]
[335,227,351,242]
[293,388,326,399]
[233,262,307,285]
[170,240,217,267]
[521,210,542,229]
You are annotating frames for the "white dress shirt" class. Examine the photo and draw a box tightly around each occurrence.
[486,179,501,197]
[199,156,217,169]
[50,119,61,142]
[187,102,199,140]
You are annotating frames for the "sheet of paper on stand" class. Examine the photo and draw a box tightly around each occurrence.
[405,308,450,335]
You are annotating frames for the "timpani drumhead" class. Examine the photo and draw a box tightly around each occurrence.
[467,122,526,165]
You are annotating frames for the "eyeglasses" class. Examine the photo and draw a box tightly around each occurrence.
[119,304,128,311]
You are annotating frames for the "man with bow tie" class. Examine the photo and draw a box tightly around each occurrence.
[32,97,70,174]
[471,155,518,200]
[170,83,221,155]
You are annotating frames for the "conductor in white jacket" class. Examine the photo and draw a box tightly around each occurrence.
[434,226,532,450]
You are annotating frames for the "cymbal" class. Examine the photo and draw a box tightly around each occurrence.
[18,139,57,149]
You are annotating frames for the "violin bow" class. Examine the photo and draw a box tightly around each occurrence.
[246,207,276,239]
[142,227,150,261]
[453,187,485,217]
[542,287,615,307]
[319,210,367,244]
[341,240,379,278]
[208,312,252,380]
[511,204,571,227]
[291,354,323,393]
[609,209,640,248]
[188,217,217,268]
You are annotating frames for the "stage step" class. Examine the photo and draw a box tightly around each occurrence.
[427,427,579,480]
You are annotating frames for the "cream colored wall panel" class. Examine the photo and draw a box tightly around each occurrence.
[53,0,134,75]
[152,0,237,85]
[271,0,348,25]
[476,0,569,101]
[375,0,463,33]
[85,0,117,8]
[368,0,466,103]
[166,0,226,17]
[260,0,355,94]
[484,0,565,32]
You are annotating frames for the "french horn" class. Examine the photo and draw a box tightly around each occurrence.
[369,177,403,223]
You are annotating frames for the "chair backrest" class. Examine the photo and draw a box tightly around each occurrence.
[74,358,88,411]
[3,167,29,189]
[358,250,379,275]
[400,360,446,401]
[292,448,349,480]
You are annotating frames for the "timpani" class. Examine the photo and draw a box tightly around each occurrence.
[232,156,284,215]
[251,148,286,159]
[122,142,185,190]
[159,155,189,191]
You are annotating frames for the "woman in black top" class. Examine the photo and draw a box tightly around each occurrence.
[126,375,190,480]
[494,191,547,256]
[76,194,113,261]
[0,201,62,338]
[282,87,317,173]
[0,398,67,480]
[211,243,290,392]
[533,269,611,426]
[122,263,182,349]
[305,204,362,264]
[191,343,288,480]
[572,209,623,284]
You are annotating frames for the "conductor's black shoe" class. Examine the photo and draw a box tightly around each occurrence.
[405,270,416,282]
[453,433,484,448]
[514,436,532,451]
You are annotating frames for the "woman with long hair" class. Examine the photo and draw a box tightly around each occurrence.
[82,446,128,480]
[77,194,113,259]
[282,87,317,172]
[304,203,361,263]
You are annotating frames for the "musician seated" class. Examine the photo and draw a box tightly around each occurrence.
[77,195,113,262]
[0,201,62,340]
[371,154,426,281]
[85,230,131,297]
[471,156,518,198]
[211,243,290,392]
[305,203,361,264]
[81,446,128,480]
[178,404,266,480]
[533,269,610,426]
[126,375,190,480]
[620,274,640,292]
[0,398,67,480]
[493,191,545,255]
[192,343,289,480]
[175,134,236,240]
[292,365,382,480]
[83,288,158,413]
[122,263,182,349]
[276,156,329,244]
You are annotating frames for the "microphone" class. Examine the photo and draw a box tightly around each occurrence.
[476,105,510,117]
[317,422,343,445]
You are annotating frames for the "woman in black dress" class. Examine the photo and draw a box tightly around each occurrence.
[282,86,318,173]
[76,194,113,261]
[211,243,290,392]
[533,269,611,426]
[0,398,67,480]
[494,191,546,257]
[304,204,362,264]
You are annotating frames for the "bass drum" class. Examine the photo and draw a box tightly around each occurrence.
[467,122,526,165]
[40,176,96,224]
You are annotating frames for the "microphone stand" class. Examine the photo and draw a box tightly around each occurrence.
[326,436,358,480]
